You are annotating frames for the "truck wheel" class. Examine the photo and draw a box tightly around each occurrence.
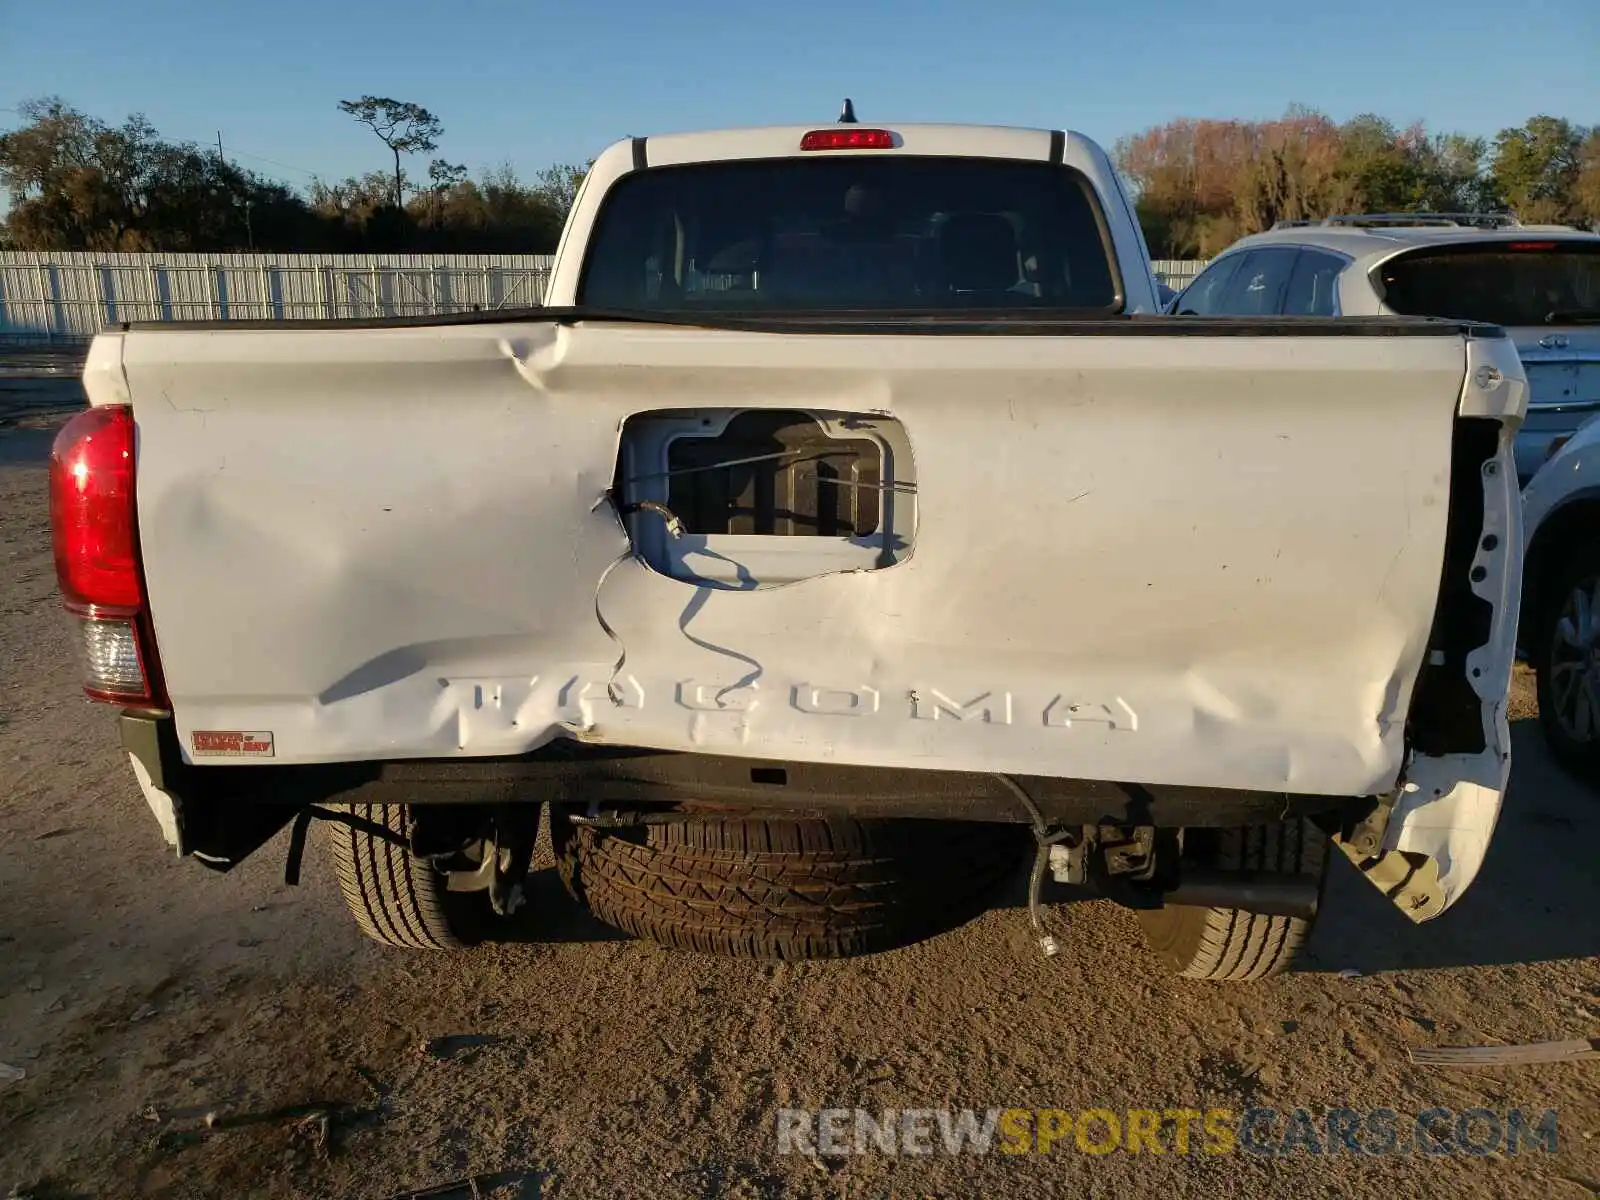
[1136,820,1328,981]
[551,813,1025,959]
[1532,544,1600,778]
[325,803,477,950]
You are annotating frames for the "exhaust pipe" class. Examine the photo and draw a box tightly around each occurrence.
[1158,870,1320,920]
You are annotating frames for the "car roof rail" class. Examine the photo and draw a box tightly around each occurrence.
[1270,211,1530,230]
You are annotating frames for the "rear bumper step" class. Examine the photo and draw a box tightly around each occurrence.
[124,712,1365,832]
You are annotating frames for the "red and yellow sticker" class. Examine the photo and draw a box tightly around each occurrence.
[191,730,275,757]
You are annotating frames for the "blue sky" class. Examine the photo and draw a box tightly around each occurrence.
[2,0,1596,190]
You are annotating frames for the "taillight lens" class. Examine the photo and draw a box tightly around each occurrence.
[76,617,151,700]
[50,406,141,610]
[48,405,164,706]
[799,129,897,151]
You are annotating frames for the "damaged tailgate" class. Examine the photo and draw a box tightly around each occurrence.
[115,316,1518,824]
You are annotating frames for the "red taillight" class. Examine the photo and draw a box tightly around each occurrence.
[1507,242,1558,252]
[48,405,164,706]
[799,128,897,152]
[50,406,141,610]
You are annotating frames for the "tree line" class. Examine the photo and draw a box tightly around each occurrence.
[0,96,587,254]
[4,96,1597,259]
[1119,108,1600,258]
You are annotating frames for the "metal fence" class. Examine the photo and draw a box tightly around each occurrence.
[0,252,557,341]
[0,251,1212,341]
[1151,259,1208,290]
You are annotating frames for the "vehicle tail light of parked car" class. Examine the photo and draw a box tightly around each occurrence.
[48,404,165,706]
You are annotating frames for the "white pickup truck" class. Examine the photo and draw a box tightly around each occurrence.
[51,116,1527,981]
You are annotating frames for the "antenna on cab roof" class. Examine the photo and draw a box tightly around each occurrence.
[838,98,858,124]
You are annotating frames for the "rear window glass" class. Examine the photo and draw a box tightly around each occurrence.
[578,156,1119,312]
[1378,242,1600,326]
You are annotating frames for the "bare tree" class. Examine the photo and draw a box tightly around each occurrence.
[337,96,443,209]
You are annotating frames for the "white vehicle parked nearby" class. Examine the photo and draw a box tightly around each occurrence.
[50,114,1527,981]
[1172,214,1600,484]
[1520,412,1600,773]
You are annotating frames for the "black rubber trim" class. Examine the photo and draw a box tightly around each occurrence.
[630,136,647,171]
[120,309,1501,338]
[1048,129,1065,164]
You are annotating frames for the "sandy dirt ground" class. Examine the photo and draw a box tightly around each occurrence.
[1,382,1597,1198]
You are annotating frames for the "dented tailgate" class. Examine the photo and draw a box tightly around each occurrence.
[114,319,1508,805]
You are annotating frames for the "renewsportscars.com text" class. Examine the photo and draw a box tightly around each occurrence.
[776,1106,1560,1158]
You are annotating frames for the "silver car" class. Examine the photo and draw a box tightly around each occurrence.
[1173,214,1600,484]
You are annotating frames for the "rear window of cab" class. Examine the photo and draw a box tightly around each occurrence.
[578,156,1122,313]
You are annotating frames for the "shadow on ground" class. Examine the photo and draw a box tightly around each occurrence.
[1302,718,1599,975]
[492,863,630,946]
[984,717,1600,976]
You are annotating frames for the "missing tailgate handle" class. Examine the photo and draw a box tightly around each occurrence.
[617,408,917,588]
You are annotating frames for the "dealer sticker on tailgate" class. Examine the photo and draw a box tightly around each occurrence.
[191,730,275,758]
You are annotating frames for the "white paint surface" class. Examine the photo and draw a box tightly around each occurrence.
[112,322,1487,803]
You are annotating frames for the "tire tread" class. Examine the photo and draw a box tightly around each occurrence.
[553,815,1023,960]
[326,803,463,950]
[1533,543,1600,780]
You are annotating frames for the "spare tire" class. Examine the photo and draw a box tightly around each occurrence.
[551,812,1026,959]
[1136,819,1329,981]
